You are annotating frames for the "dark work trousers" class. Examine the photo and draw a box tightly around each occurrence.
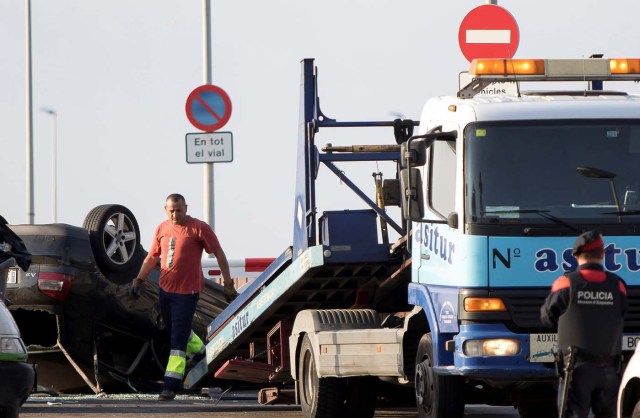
[559,361,619,418]
[159,289,200,391]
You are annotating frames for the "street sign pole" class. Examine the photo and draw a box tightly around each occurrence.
[203,0,215,232]
[26,0,34,224]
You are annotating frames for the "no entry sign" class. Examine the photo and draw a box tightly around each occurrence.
[185,85,232,132]
[458,5,519,62]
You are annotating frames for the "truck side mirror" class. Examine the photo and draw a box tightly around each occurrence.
[400,168,424,220]
[382,179,401,207]
[400,130,457,169]
[447,212,459,229]
[400,140,427,169]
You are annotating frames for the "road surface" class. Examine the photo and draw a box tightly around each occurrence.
[18,390,523,418]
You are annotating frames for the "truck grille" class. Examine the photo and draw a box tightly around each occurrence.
[499,289,548,331]
[496,286,640,333]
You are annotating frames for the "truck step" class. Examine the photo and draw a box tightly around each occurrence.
[214,358,277,383]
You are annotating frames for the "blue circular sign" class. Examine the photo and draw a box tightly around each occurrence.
[185,85,232,132]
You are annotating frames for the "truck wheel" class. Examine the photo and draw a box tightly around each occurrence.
[415,333,464,418]
[83,205,141,273]
[298,334,342,418]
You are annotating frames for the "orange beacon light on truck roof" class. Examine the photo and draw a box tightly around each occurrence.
[470,58,640,77]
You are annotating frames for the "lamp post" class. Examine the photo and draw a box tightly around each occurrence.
[40,108,57,223]
[203,0,215,232]
[26,0,34,224]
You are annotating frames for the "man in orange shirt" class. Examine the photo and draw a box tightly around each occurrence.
[132,193,236,400]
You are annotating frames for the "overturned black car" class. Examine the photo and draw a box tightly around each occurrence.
[5,204,228,393]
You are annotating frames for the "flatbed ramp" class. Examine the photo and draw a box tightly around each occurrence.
[185,244,407,388]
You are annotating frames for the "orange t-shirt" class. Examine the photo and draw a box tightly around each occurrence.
[149,216,221,294]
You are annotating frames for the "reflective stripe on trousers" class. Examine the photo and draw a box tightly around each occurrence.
[165,349,186,380]
[186,331,204,357]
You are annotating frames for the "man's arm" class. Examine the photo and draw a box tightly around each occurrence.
[136,254,160,280]
[541,294,562,329]
[540,276,571,329]
[212,246,232,287]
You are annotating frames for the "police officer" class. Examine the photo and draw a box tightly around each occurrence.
[541,230,627,418]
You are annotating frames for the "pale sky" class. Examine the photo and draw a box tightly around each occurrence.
[2,0,640,258]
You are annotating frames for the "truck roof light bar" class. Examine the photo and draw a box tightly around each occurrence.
[610,58,640,74]
[459,58,640,98]
[472,59,545,76]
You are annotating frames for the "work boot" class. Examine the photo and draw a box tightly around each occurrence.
[158,389,176,401]
[224,282,238,303]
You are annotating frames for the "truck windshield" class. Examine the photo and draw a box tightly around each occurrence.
[464,120,640,225]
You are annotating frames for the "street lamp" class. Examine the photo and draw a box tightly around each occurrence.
[40,108,57,223]
[26,0,34,223]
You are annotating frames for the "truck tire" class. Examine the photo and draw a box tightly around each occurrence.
[83,205,141,273]
[415,333,464,418]
[298,334,342,418]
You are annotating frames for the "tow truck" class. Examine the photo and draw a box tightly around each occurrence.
[185,57,640,418]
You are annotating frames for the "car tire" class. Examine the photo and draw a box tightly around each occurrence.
[83,205,141,273]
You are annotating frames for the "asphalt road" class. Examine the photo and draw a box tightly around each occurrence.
[18,391,522,418]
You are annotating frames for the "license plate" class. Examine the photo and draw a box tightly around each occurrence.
[6,268,17,284]
[530,333,639,363]
[529,333,558,362]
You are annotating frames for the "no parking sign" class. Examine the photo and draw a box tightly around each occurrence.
[185,85,232,132]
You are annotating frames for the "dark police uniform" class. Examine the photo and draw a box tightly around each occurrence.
[541,231,627,418]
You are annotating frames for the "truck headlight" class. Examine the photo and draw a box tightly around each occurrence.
[463,339,520,357]
[0,337,28,360]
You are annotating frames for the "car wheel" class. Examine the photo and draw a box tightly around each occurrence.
[83,205,141,273]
